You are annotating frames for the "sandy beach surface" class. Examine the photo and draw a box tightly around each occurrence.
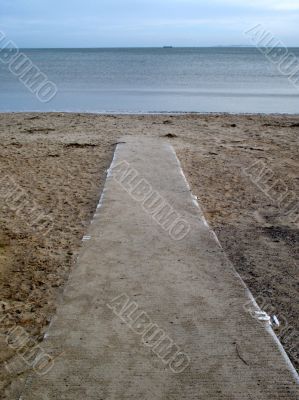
[0,112,298,398]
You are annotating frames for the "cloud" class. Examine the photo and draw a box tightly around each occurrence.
[214,0,299,11]
[0,0,298,47]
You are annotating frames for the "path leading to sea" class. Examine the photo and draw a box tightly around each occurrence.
[22,137,298,399]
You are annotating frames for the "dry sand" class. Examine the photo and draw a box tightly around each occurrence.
[0,112,298,398]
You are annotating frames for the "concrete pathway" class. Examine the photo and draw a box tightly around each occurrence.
[21,137,298,399]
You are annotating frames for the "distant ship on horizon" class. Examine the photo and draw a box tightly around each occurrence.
[163,46,173,48]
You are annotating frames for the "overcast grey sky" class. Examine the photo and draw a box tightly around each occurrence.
[1,0,298,47]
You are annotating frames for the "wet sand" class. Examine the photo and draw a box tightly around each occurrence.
[0,112,298,397]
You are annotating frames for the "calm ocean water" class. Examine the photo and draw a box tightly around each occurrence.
[0,47,298,113]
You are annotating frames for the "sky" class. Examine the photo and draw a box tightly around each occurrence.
[0,0,298,48]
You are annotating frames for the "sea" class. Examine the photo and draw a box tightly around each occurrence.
[0,47,298,114]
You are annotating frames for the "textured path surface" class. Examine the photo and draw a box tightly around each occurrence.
[21,137,298,399]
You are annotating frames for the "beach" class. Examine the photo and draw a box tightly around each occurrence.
[0,112,298,397]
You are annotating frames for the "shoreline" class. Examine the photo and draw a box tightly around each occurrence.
[1,111,299,116]
[0,112,298,397]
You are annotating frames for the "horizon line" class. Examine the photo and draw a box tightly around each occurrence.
[16,45,299,50]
